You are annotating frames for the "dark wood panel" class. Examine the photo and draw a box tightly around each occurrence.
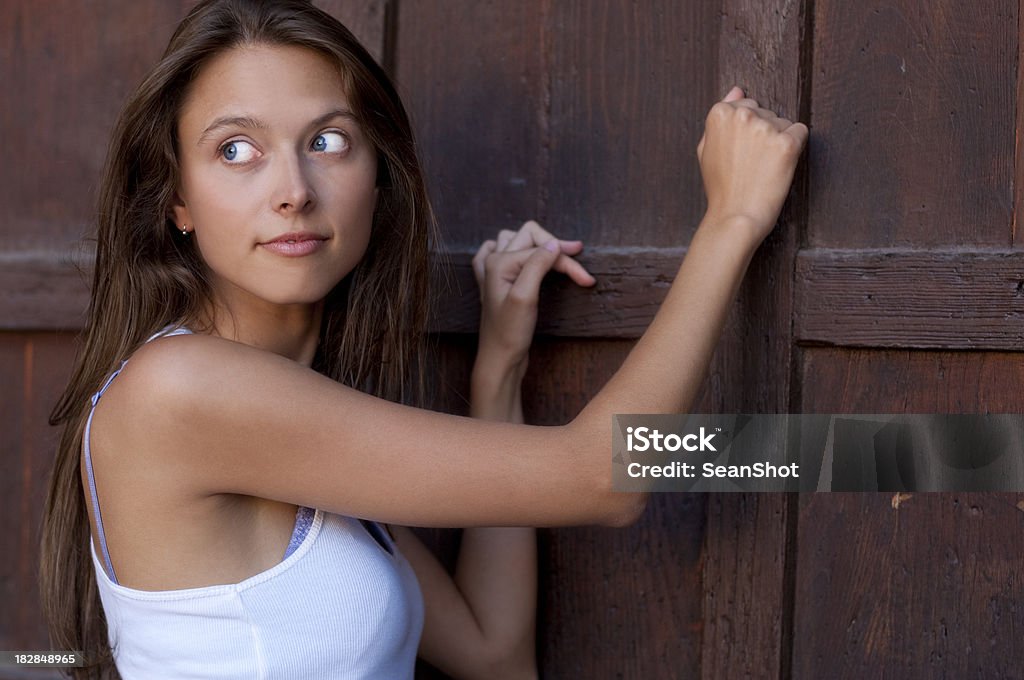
[700,0,810,677]
[0,0,196,252]
[394,0,546,247]
[795,249,1024,350]
[316,0,387,64]
[800,348,1024,414]
[0,333,78,651]
[1016,0,1024,249]
[524,338,705,678]
[542,495,706,678]
[545,0,718,248]
[809,0,1015,248]
[702,493,798,680]
[793,492,1024,679]
[0,252,91,331]
[795,351,1024,679]
[0,335,26,642]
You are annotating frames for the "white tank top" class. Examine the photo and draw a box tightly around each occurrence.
[84,326,425,679]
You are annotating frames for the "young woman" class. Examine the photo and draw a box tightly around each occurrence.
[40,1,807,678]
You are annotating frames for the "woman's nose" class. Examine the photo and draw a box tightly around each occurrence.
[272,154,317,214]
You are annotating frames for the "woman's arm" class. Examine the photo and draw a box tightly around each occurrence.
[362,226,585,678]
[398,355,540,680]
[97,87,806,530]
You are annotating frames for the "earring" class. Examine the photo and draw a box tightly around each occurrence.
[181,225,189,236]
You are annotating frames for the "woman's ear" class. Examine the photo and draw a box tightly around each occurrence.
[169,191,192,231]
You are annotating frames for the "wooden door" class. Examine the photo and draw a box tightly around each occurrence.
[2,1,1022,678]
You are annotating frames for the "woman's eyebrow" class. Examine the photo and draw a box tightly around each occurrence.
[196,109,358,147]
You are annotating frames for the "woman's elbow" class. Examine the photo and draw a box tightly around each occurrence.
[603,490,650,528]
[562,420,650,528]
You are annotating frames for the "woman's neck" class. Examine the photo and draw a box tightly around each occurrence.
[199,297,324,367]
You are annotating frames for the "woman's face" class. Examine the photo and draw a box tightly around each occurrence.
[173,44,378,312]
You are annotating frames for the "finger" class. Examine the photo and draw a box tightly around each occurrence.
[507,242,562,303]
[496,229,517,252]
[507,220,578,251]
[486,238,590,284]
[507,221,586,259]
[504,223,592,286]
[549,248,596,286]
[731,97,762,111]
[472,239,498,289]
[722,86,744,102]
[783,121,809,150]
[507,220,553,251]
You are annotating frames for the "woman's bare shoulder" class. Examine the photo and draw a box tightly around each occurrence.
[99,331,620,529]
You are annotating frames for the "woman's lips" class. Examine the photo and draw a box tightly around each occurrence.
[259,233,328,257]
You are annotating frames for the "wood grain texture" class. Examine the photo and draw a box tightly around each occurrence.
[794,492,1024,679]
[0,335,27,646]
[0,333,78,655]
[394,0,546,247]
[809,0,1015,248]
[523,339,706,679]
[795,249,1024,350]
[0,252,92,331]
[794,349,1024,678]
[700,0,810,677]
[0,0,196,252]
[1016,0,1024,249]
[545,0,719,248]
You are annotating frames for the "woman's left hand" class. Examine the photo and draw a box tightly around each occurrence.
[471,220,596,381]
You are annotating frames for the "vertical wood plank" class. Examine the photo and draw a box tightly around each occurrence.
[526,339,706,678]
[809,0,1015,248]
[394,0,546,247]
[794,349,1024,677]
[0,332,78,655]
[794,492,1024,679]
[545,0,719,247]
[701,0,809,678]
[0,0,195,252]
[1015,0,1024,248]
[0,335,27,650]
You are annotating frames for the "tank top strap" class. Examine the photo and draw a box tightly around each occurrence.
[85,324,193,584]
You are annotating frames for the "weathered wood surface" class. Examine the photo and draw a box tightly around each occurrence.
[795,250,1024,349]
[0,333,78,670]
[796,348,1024,678]
[699,0,810,677]
[4,0,1023,679]
[809,0,1015,249]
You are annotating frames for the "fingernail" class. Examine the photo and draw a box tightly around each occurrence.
[544,240,560,253]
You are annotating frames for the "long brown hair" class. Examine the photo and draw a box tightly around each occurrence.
[41,1,437,676]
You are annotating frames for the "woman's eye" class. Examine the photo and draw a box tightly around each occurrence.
[219,140,258,164]
[311,132,349,154]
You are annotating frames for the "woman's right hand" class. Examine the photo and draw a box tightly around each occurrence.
[696,86,808,244]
